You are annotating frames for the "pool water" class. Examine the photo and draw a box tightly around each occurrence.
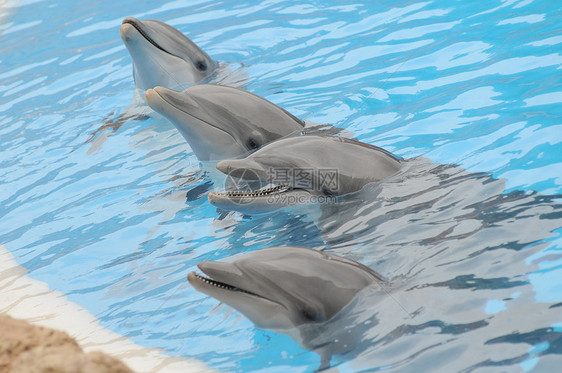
[1,0,562,371]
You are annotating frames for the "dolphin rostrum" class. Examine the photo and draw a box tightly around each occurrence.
[207,135,402,213]
[120,17,216,92]
[145,84,305,161]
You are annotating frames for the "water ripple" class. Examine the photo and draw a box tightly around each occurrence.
[1,0,561,371]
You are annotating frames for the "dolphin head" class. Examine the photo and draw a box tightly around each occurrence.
[120,17,216,91]
[188,246,382,330]
[207,135,402,213]
[145,84,305,161]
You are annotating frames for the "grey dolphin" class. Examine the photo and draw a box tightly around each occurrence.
[120,17,216,92]
[145,84,305,161]
[187,246,383,330]
[207,135,402,213]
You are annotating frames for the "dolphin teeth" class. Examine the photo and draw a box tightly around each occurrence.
[195,273,239,292]
[194,273,258,296]
[218,185,292,198]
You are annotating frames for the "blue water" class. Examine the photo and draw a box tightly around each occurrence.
[1,0,562,371]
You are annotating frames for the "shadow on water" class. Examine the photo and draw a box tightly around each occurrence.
[84,109,150,153]
[213,157,562,371]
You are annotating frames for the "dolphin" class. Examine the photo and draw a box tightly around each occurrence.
[120,17,216,92]
[188,246,385,370]
[145,84,305,161]
[207,135,402,213]
[187,246,383,330]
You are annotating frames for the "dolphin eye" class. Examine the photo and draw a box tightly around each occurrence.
[301,308,320,322]
[196,61,207,71]
[247,138,260,150]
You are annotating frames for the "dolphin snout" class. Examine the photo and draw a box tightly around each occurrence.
[145,86,183,111]
[120,23,133,41]
[145,88,165,112]
[216,159,265,181]
[216,160,232,175]
[122,17,140,25]
[145,88,158,102]
[146,86,201,113]
[120,17,141,41]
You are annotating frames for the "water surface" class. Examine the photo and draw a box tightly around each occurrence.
[1,0,561,371]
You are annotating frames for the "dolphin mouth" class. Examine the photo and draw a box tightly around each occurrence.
[188,271,285,308]
[208,184,318,213]
[146,87,234,138]
[188,272,258,296]
[122,18,176,57]
[212,184,294,199]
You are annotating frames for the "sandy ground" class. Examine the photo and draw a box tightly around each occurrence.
[1,313,135,372]
[0,244,214,373]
